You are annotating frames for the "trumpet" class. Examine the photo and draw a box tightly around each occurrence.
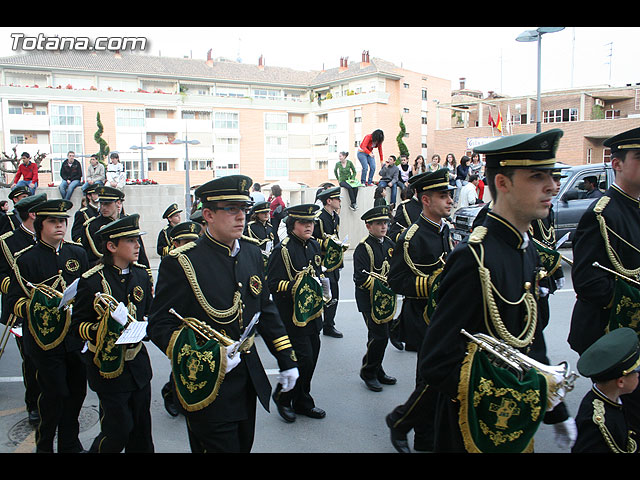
[169,308,235,347]
[593,261,640,288]
[362,269,389,284]
[460,329,578,406]
[94,292,138,327]
[0,315,19,361]
[26,281,63,299]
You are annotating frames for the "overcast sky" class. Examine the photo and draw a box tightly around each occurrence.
[0,26,638,97]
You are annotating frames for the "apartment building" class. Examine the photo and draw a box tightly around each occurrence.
[0,49,452,189]
[434,78,640,165]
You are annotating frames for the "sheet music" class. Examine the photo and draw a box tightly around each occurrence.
[115,321,148,345]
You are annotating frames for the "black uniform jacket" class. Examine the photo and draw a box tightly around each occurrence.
[529,206,564,294]
[418,211,544,399]
[388,196,421,242]
[0,210,21,236]
[0,224,37,324]
[353,234,395,313]
[71,203,98,243]
[313,207,343,276]
[71,261,153,393]
[148,230,296,421]
[572,386,636,453]
[156,223,173,257]
[267,233,324,337]
[244,220,274,250]
[569,185,640,354]
[6,240,89,360]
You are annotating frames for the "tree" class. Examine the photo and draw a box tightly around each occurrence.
[396,116,409,162]
[94,112,110,162]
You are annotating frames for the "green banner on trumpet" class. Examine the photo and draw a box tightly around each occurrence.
[608,278,640,334]
[93,307,127,379]
[457,342,547,453]
[27,287,68,351]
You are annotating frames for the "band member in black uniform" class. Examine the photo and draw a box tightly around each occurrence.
[388,187,421,243]
[353,205,397,392]
[568,126,640,433]
[147,175,298,453]
[384,169,454,453]
[572,327,639,453]
[418,129,567,453]
[70,214,154,453]
[313,186,346,338]
[80,186,150,268]
[157,203,182,257]
[6,199,89,453]
[267,203,328,423]
[244,201,274,252]
[0,193,46,425]
[0,185,30,235]
[71,184,99,243]
[160,220,202,418]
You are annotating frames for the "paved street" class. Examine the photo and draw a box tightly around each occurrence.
[0,247,590,453]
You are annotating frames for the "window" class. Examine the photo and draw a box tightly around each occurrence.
[265,157,288,178]
[605,110,621,120]
[253,88,282,100]
[50,131,83,181]
[10,134,26,144]
[214,112,238,129]
[215,137,239,153]
[189,159,213,170]
[51,104,82,126]
[422,89,428,101]
[543,108,578,123]
[116,108,144,127]
[636,89,640,110]
[8,106,22,115]
[265,113,287,131]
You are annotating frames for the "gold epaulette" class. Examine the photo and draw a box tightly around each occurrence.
[168,241,197,257]
[593,195,611,214]
[82,263,104,279]
[469,226,488,244]
[241,234,261,246]
[404,222,419,241]
[13,244,34,258]
[64,239,83,247]
[359,235,369,244]
[83,215,98,227]
[0,230,14,241]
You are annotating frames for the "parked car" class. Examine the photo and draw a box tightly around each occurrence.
[450,162,614,246]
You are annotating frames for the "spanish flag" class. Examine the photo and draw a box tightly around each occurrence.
[496,109,503,133]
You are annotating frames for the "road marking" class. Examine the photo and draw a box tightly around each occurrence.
[0,406,26,417]
[0,377,24,383]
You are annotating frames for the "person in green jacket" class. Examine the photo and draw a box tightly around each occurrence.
[334,152,361,211]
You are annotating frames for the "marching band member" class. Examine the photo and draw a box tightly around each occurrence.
[147,175,298,453]
[71,214,154,453]
[6,199,89,453]
[157,203,182,257]
[71,183,99,243]
[418,129,568,452]
[352,205,397,392]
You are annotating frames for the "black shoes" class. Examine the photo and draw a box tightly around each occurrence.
[272,392,296,423]
[28,410,40,426]
[378,374,397,385]
[361,375,383,392]
[323,326,343,338]
[295,407,326,419]
[385,414,411,453]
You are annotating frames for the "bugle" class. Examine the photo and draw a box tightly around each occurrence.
[94,292,138,327]
[168,308,234,347]
[0,315,18,361]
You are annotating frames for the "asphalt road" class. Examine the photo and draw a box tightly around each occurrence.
[0,247,591,454]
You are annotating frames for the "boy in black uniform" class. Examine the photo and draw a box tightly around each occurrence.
[572,327,639,453]
[156,203,182,257]
[569,126,640,433]
[71,214,154,453]
[313,186,346,338]
[148,175,298,453]
[268,204,328,423]
[71,183,99,243]
[244,201,274,251]
[353,205,397,392]
[384,169,455,453]
[6,199,89,453]
[0,193,46,425]
[0,185,30,234]
[418,129,567,453]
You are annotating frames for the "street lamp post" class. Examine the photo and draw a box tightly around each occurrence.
[172,136,200,213]
[130,142,153,181]
[516,27,565,133]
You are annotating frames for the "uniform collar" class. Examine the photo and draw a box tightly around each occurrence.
[204,228,240,257]
[37,238,63,253]
[611,183,640,207]
[485,212,529,250]
[419,213,445,233]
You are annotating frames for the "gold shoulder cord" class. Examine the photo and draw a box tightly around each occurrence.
[402,223,445,277]
[467,226,537,349]
[595,196,640,280]
[592,399,637,453]
[175,252,242,325]
[533,218,555,245]
[364,242,390,278]
[280,241,313,281]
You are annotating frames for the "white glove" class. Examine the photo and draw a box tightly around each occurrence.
[224,342,242,373]
[553,417,577,449]
[112,302,129,327]
[320,277,332,301]
[277,367,299,392]
[539,286,549,298]
[555,277,565,290]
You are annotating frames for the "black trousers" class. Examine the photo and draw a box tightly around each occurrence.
[89,382,154,453]
[276,333,321,412]
[33,349,86,453]
[339,181,358,205]
[15,336,40,412]
[386,355,437,450]
[185,396,257,453]
[322,272,340,330]
[360,312,390,380]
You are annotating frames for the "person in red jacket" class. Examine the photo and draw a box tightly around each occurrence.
[357,129,384,186]
[12,152,39,195]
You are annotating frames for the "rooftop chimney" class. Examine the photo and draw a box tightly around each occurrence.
[258,54,264,70]
[459,77,466,90]
[339,56,348,72]
[361,50,370,66]
[206,49,213,67]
